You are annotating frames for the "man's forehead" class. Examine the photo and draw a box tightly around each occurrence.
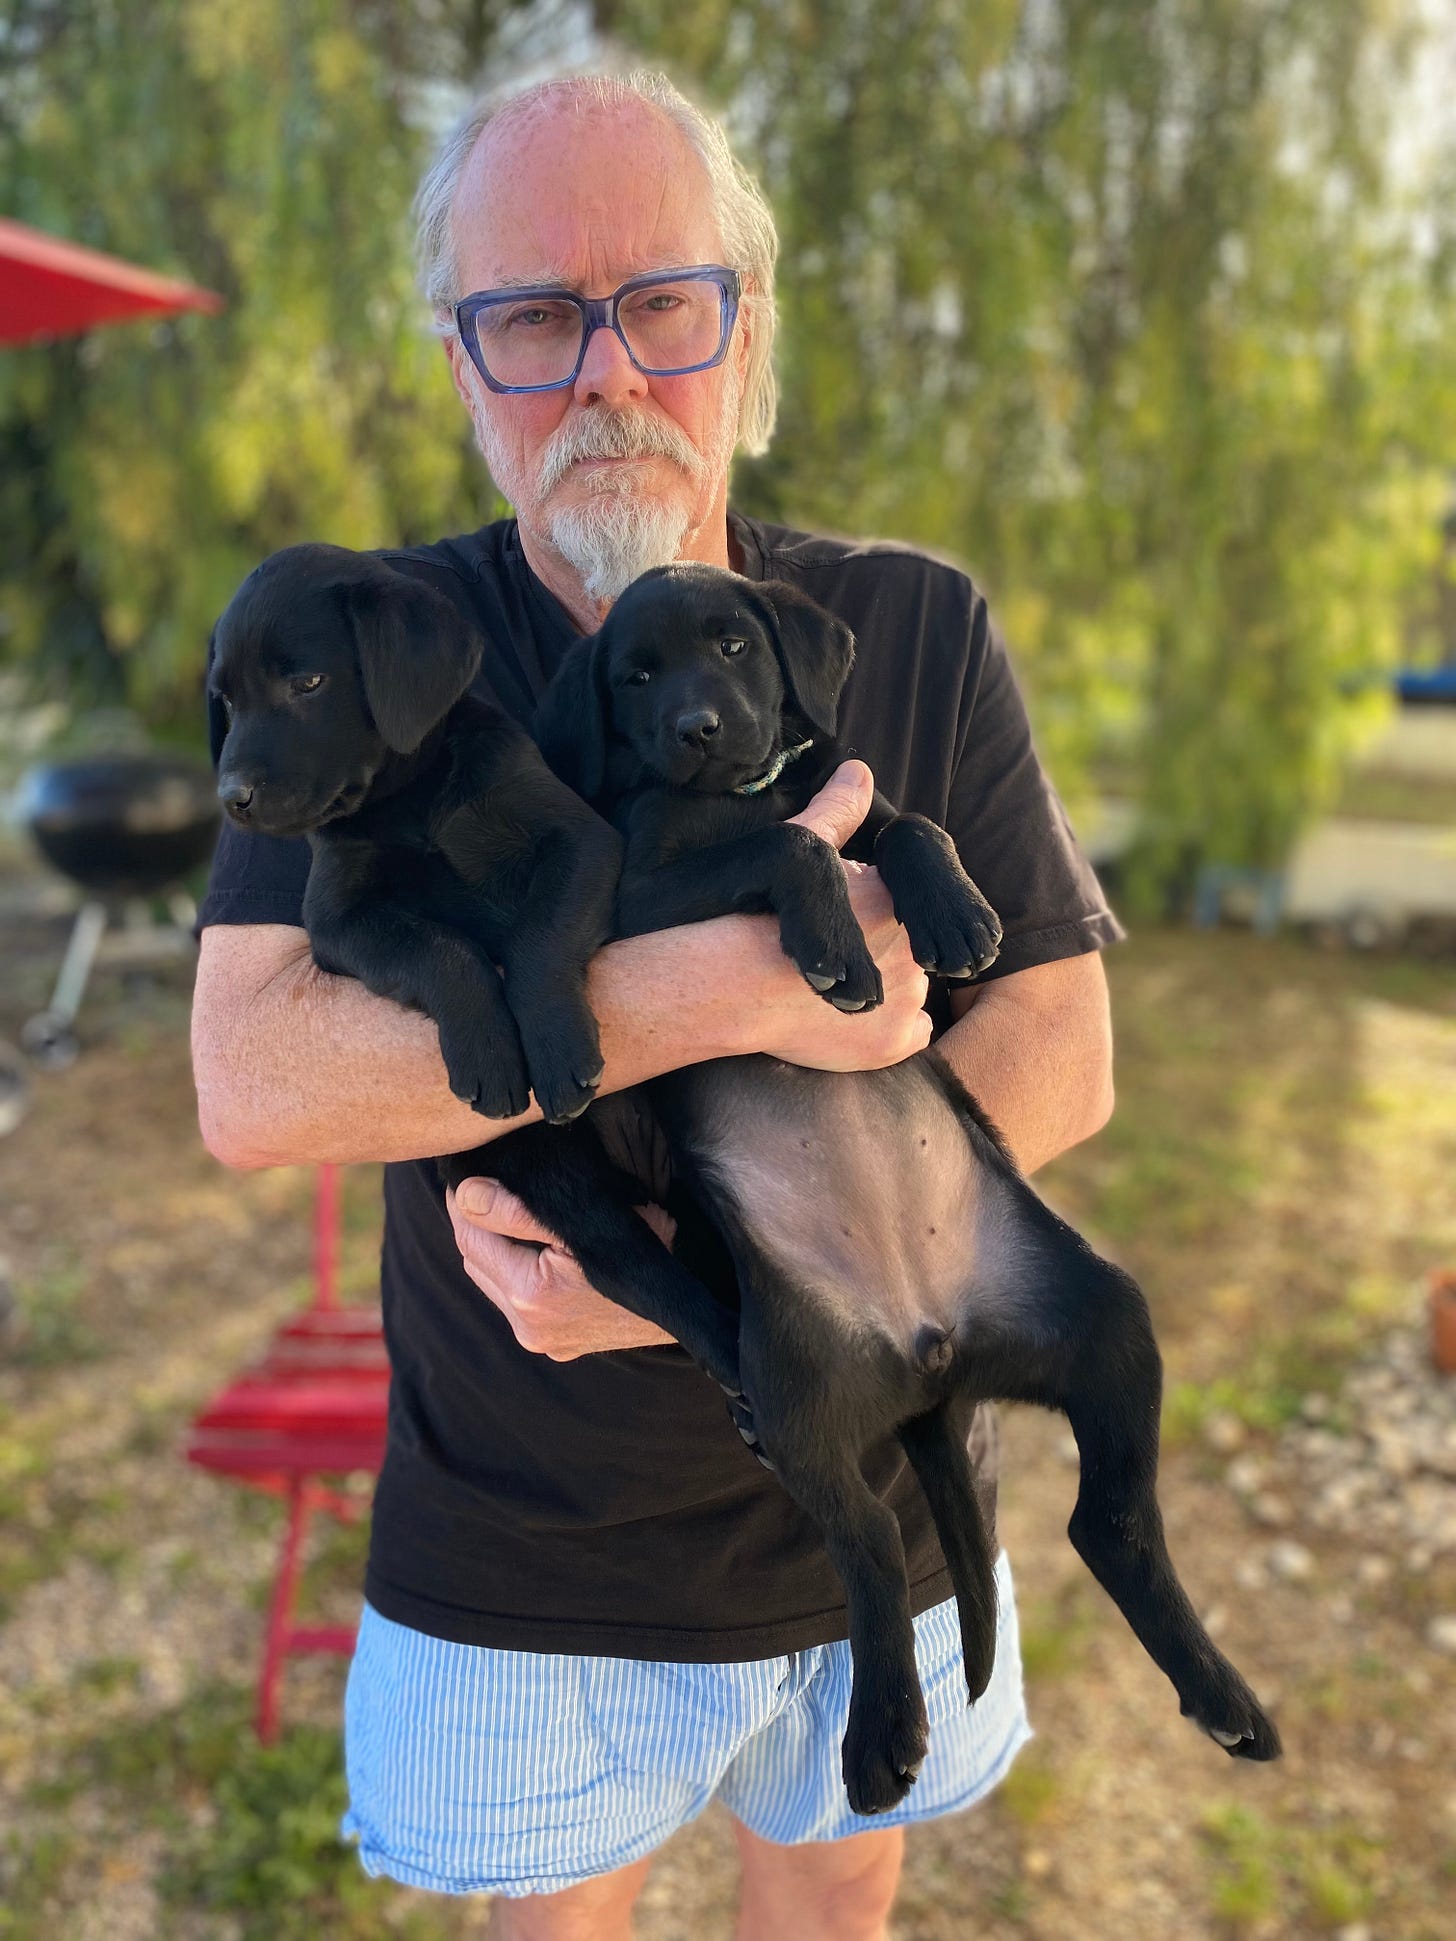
[452,96,723,292]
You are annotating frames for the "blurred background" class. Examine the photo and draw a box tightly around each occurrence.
[1,2,1453,1937]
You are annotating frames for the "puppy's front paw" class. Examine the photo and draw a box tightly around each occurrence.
[874,818,1003,977]
[525,1022,606,1127]
[901,884,1002,980]
[781,909,884,1012]
[440,1022,531,1121]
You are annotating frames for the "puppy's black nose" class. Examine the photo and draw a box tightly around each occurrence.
[219,779,254,818]
[676,708,721,749]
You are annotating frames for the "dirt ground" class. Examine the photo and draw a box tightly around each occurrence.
[1,853,1454,1940]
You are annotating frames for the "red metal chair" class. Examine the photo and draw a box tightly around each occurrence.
[185,1165,388,1741]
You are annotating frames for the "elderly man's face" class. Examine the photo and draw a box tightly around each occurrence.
[445,98,751,601]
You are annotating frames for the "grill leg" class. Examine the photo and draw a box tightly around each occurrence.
[48,900,109,1026]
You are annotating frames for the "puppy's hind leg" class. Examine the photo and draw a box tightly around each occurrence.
[1059,1261,1282,1761]
[773,1448,930,1818]
[897,1403,999,1702]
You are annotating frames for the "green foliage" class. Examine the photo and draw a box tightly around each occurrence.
[0,0,505,741]
[161,1720,371,1938]
[616,0,1456,900]
[5,1,1456,889]
[59,1685,435,1940]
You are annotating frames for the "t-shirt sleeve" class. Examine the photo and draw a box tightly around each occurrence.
[945,598,1125,983]
[194,817,311,933]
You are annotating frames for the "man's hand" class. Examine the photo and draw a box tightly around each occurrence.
[446,1180,678,1360]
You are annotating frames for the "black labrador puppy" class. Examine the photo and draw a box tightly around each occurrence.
[447,563,1281,1815]
[207,543,621,1127]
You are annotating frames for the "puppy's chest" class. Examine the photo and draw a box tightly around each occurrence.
[620,785,795,870]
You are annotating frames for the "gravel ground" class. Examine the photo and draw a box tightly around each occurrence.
[1,869,1453,1938]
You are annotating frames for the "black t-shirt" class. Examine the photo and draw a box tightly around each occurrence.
[197,511,1123,1659]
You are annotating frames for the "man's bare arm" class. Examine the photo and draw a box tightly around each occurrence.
[191,764,931,1171]
[938,949,1115,1175]
[446,946,1116,1361]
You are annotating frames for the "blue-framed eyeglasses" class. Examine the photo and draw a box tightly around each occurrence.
[453,264,743,395]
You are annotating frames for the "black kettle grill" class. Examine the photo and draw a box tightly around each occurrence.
[12,752,220,1068]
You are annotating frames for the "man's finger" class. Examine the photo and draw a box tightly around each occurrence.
[786,759,874,851]
[636,1201,677,1249]
[448,1178,560,1246]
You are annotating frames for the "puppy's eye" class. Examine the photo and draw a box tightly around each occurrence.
[214,693,233,719]
[290,674,326,698]
[721,638,747,657]
[625,669,652,686]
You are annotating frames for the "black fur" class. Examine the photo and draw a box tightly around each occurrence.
[449,562,1282,1814]
[208,543,622,1125]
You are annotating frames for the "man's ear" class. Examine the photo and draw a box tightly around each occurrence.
[344,572,482,754]
[443,332,476,414]
[534,632,610,802]
[751,579,855,738]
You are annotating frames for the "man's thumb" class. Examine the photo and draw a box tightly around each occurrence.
[787,759,874,850]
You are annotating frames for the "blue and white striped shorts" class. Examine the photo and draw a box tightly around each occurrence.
[341,1550,1029,1898]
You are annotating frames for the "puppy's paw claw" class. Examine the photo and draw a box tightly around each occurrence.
[842,1699,929,1816]
[540,1090,595,1126]
[452,1063,531,1121]
[525,1033,606,1126]
[907,903,1003,981]
[1182,1674,1282,1762]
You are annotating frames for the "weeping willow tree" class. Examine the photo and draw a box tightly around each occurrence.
[4,0,1455,903]
[611,0,1456,899]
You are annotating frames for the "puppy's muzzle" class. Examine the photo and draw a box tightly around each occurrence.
[675,707,721,750]
[219,778,255,821]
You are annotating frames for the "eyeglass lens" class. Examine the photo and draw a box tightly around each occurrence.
[475,277,724,387]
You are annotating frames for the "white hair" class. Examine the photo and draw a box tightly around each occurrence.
[413,68,779,456]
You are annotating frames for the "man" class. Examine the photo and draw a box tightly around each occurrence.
[191,69,1121,1941]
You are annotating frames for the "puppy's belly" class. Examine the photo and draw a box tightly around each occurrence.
[683,1060,1009,1351]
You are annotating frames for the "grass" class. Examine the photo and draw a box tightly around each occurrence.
[1041,930,1456,1400]
[16,1686,447,1941]
[1199,1802,1382,1934]
[4,1257,102,1369]
[1332,767,1456,826]
[997,1748,1062,1827]
[0,1829,79,1940]
[1016,1579,1101,1682]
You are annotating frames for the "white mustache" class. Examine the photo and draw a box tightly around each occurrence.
[537,410,706,497]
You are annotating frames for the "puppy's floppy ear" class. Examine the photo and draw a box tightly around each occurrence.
[534,632,610,801]
[343,571,482,754]
[750,578,855,738]
[204,630,229,770]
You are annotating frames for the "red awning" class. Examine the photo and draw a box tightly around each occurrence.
[0,216,223,346]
